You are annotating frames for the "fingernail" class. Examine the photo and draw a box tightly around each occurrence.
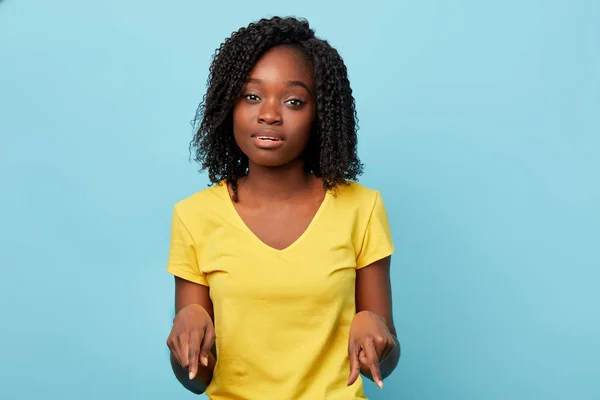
[201,356,208,366]
[188,371,194,380]
[377,380,384,389]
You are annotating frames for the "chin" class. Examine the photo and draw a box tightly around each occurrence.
[249,157,288,168]
[246,152,298,169]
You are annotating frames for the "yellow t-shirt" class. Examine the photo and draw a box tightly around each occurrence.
[166,181,394,400]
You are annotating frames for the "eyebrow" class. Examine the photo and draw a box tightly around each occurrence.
[247,78,313,94]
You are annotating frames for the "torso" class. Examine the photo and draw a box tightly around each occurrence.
[167,181,394,400]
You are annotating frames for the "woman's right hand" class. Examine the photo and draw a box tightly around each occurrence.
[167,303,216,380]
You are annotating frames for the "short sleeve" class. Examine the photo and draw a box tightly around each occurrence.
[166,206,208,286]
[356,191,395,269]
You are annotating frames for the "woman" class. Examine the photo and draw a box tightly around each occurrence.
[166,16,400,399]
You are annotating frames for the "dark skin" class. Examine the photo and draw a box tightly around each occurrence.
[166,45,400,393]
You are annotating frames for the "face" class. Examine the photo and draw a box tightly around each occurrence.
[233,45,316,168]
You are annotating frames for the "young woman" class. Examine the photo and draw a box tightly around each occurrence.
[166,16,400,399]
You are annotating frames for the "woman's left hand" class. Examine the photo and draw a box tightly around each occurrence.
[347,310,396,389]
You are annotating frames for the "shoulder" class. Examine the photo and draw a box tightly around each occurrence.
[333,181,382,208]
[326,181,388,226]
[173,181,228,220]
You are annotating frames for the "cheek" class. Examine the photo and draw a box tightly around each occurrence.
[232,107,249,151]
[232,103,253,134]
[290,109,315,143]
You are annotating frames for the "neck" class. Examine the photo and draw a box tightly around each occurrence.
[242,159,314,201]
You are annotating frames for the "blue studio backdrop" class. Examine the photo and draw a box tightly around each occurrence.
[0,1,598,399]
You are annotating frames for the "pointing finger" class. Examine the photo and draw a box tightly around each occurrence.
[347,340,361,386]
[363,337,383,389]
[188,330,203,380]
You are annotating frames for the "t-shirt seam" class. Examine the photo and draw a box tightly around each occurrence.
[357,190,380,261]
[173,204,205,275]
[356,245,395,269]
[174,204,195,243]
[167,265,208,286]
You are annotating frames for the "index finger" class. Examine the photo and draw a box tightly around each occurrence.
[363,338,384,389]
[188,330,204,380]
[347,341,361,386]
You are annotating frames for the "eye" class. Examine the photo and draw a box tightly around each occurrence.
[243,93,261,102]
[285,98,304,108]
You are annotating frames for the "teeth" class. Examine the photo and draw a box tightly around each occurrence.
[258,137,278,141]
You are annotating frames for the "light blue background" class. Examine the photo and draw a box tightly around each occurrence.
[1,0,598,399]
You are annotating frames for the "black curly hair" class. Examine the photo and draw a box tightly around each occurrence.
[190,16,363,201]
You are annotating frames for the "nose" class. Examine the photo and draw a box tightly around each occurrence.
[257,99,282,125]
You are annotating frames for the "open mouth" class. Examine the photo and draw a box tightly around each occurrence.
[251,134,284,149]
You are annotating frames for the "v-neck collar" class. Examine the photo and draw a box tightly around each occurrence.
[219,181,331,253]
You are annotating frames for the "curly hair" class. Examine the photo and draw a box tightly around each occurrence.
[190,16,363,201]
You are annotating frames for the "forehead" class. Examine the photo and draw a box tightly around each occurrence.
[248,45,314,83]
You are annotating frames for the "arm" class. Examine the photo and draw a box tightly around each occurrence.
[169,277,216,394]
[355,256,400,381]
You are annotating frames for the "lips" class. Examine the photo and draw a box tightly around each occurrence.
[255,136,280,141]
[251,130,283,141]
[251,131,284,149]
